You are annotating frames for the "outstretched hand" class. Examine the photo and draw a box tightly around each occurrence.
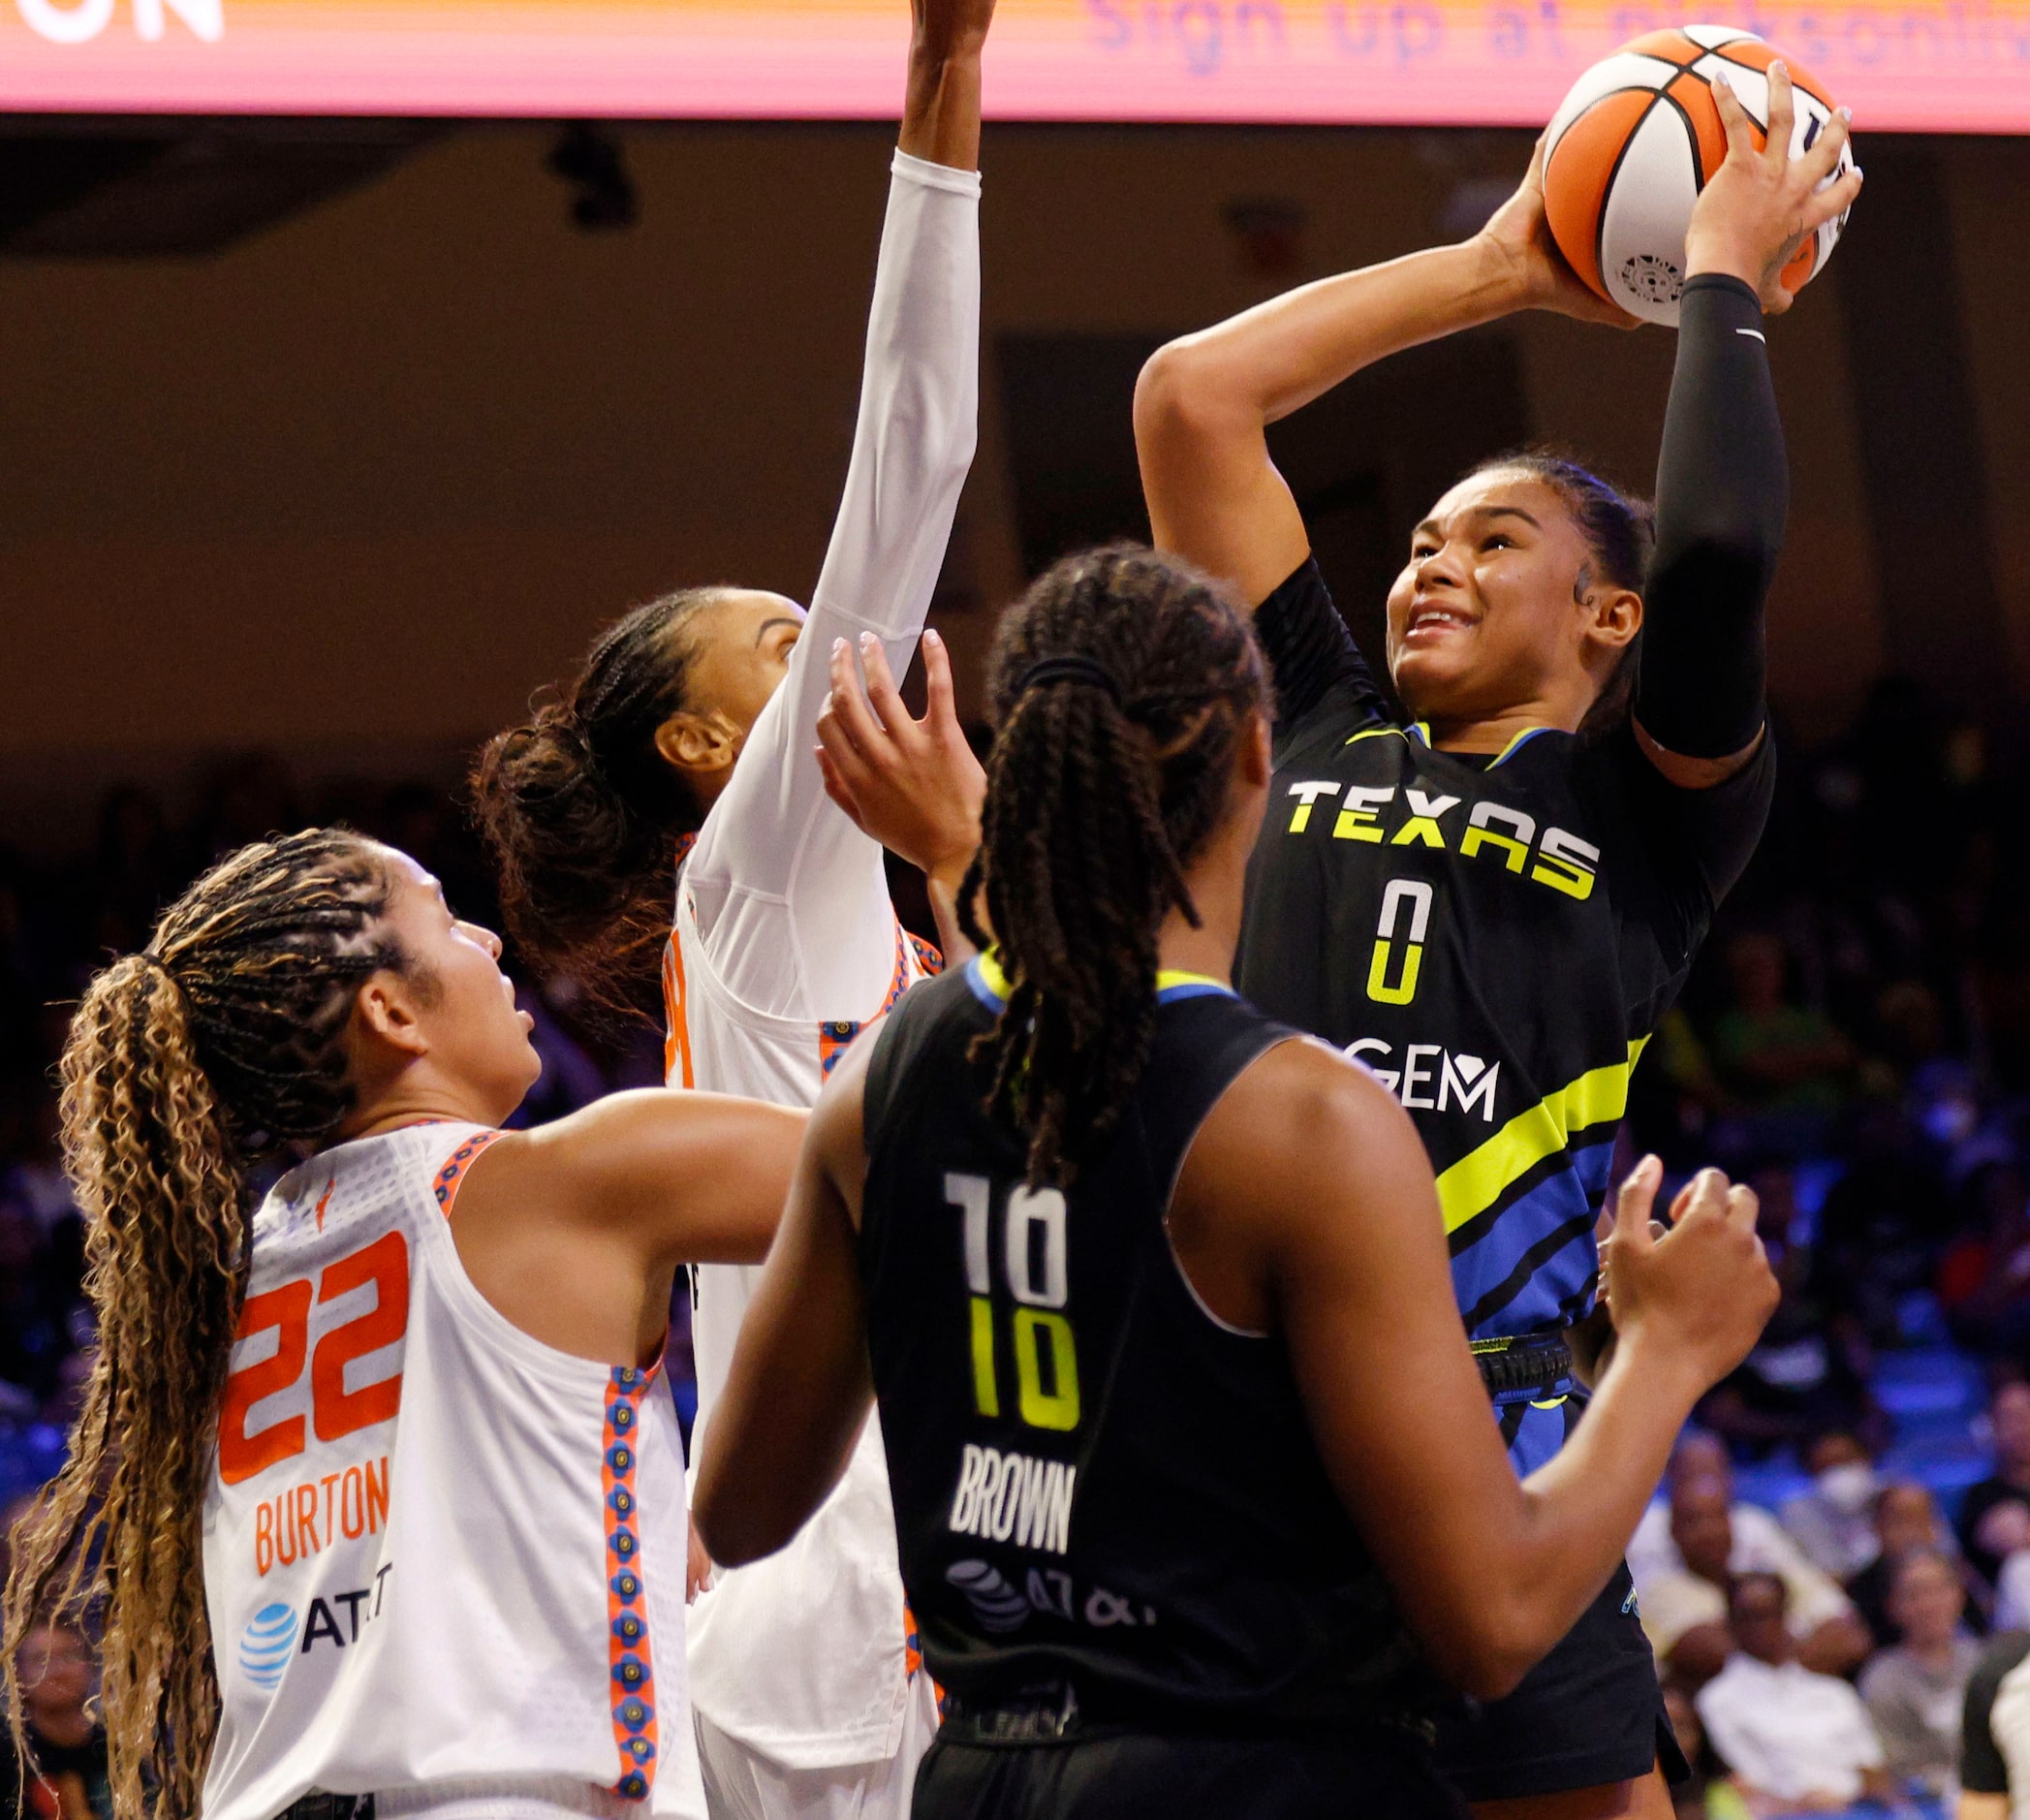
[1600,1157,1777,1392]
[1687,62,1862,314]
[816,628,985,883]
[1476,133,1641,330]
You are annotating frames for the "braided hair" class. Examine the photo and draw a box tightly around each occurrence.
[959,544,1268,1187]
[472,588,725,1009]
[1,829,416,1820]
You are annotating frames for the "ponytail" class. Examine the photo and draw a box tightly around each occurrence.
[472,589,724,1010]
[960,545,1267,1186]
[2,831,408,1820]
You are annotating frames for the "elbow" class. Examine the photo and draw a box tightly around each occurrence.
[1133,336,1249,454]
[1419,1593,1550,1705]
[691,1485,773,1572]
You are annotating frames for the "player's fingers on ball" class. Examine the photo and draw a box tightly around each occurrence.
[1711,75,1758,162]
[1804,107,1853,181]
[1764,61,1796,167]
[1805,168,1862,233]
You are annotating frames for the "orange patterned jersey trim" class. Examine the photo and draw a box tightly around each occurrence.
[604,1362,661,1801]
[431,1130,504,1218]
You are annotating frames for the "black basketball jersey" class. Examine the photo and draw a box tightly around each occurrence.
[1239,561,1774,1471]
[859,956,1431,1733]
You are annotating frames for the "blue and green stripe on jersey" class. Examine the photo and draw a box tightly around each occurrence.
[1441,1037,1648,1343]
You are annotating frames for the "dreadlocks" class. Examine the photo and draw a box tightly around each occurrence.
[1,830,415,1820]
[959,543,1268,1186]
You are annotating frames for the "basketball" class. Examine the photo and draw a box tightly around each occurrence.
[1543,26,1855,326]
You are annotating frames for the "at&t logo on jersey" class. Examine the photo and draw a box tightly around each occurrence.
[1347,1039,1500,1121]
[238,1602,298,1691]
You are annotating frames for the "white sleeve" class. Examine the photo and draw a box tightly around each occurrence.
[684,149,981,1023]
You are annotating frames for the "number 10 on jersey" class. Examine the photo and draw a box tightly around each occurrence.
[945,1173,1080,1432]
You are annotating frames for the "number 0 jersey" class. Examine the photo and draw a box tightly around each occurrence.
[201,1122,704,1820]
[858,957,1434,1736]
[1239,561,1774,1471]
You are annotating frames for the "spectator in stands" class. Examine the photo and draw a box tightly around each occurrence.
[1707,930,1856,1134]
[1959,1629,2030,1820]
[1640,1478,1870,1682]
[1960,1380,2030,1589]
[1849,1480,1988,1645]
[4,1616,111,1820]
[1781,1429,1883,1581]
[1941,1158,2030,1356]
[1697,1573,1890,1811]
[1700,1164,1881,1458]
[1859,1547,1981,1797]
[1632,1432,1824,1590]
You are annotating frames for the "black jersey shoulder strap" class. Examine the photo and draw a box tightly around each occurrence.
[861,963,978,1158]
[1136,987,1307,1211]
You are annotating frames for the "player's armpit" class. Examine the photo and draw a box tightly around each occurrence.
[694,1038,880,1567]
[525,1088,808,1268]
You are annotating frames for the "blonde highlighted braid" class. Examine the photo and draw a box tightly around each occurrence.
[2,830,414,1820]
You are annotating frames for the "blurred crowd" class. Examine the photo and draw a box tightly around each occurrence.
[4,676,2030,1815]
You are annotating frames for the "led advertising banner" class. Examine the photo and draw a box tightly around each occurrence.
[1,0,2023,131]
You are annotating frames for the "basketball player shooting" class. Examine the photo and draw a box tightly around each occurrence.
[473,1,993,1814]
[698,544,1781,1820]
[811,60,1858,1820]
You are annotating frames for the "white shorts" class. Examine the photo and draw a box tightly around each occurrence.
[694,1679,938,1820]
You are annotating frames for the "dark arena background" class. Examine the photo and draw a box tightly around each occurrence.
[3,5,2030,1816]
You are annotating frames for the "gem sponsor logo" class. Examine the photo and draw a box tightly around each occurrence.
[1346,1039,1499,1121]
[948,1445,1076,1555]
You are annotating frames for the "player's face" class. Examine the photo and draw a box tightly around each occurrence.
[1384,473,1609,725]
[370,846,542,1115]
[682,590,807,741]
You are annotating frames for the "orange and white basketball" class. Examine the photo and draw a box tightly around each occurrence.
[1542,26,1854,327]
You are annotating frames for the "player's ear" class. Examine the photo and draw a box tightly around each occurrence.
[353,970,431,1058]
[1584,585,1642,654]
[655,709,740,783]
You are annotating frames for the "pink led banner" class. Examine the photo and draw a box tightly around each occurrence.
[1,0,2022,131]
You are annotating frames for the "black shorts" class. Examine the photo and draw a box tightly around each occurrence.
[1432,1563,1685,1804]
[914,1725,1465,1820]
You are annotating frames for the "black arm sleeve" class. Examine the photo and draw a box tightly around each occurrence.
[1254,558,1389,744]
[1634,273,1788,760]
[1962,1631,2030,1795]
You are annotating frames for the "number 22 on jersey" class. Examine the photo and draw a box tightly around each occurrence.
[218,1231,410,1486]
[945,1174,1080,1432]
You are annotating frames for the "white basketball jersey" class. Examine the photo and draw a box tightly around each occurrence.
[664,890,937,1770]
[650,143,976,1773]
[201,1122,706,1820]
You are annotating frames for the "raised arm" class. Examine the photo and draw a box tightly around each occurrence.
[1183,1041,1777,1701]
[684,0,986,1018]
[1634,66,1859,791]
[1134,139,1632,611]
[444,1089,807,1369]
